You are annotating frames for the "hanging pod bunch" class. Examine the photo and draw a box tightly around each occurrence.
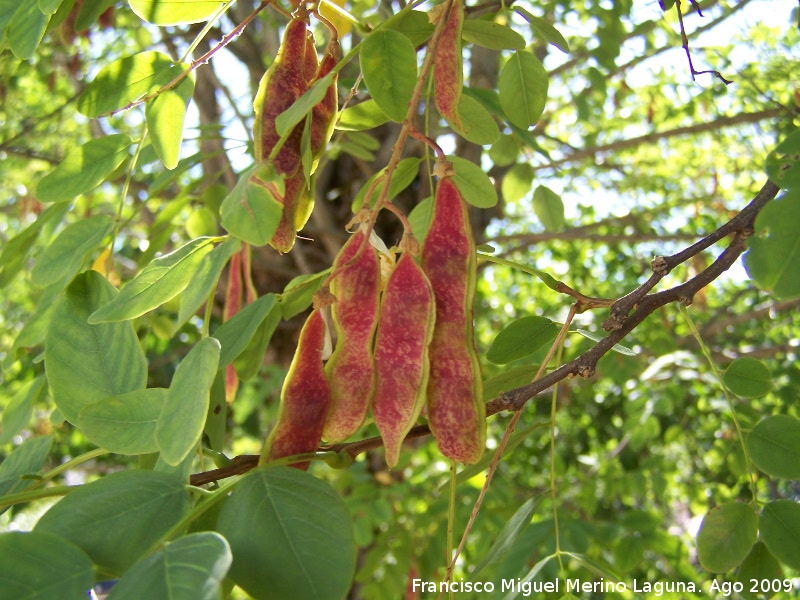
[261,308,330,470]
[372,238,435,468]
[420,167,486,464]
[252,10,339,253]
[323,229,381,443]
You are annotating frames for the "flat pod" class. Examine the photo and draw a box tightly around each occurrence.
[264,309,330,470]
[421,175,485,464]
[433,0,464,131]
[323,230,381,443]
[373,252,435,467]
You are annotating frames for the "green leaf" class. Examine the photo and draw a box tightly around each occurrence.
[35,470,191,574]
[744,191,800,299]
[156,337,221,465]
[765,127,800,190]
[746,415,800,480]
[88,237,216,323]
[448,94,500,145]
[462,20,526,50]
[177,236,241,329]
[502,163,534,202]
[336,99,390,131]
[473,497,539,576]
[77,388,167,455]
[276,72,335,137]
[77,51,184,117]
[514,7,571,53]
[575,329,637,356]
[212,293,277,367]
[204,371,227,452]
[449,155,498,208]
[360,29,417,123]
[532,185,565,231]
[0,377,46,445]
[217,467,356,600]
[736,542,784,600]
[129,0,225,25]
[408,196,433,241]
[107,532,231,600]
[487,316,558,365]
[0,436,52,499]
[37,135,133,203]
[220,163,284,246]
[383,9,434,47]
[234,305,281,380]
[352,157,421,211]
[723,356,772,398]
[0,532,94,600]
[31,215,114,286]
[759,500,800,571]
[7,2,49,60]
[697,502,758,572]
[279,269,329,320]
[146,74,195,169]
[489,133,521,167]
[38,0,63,15]
[45,271,147,424]
[499,50,549,129]
[74,0,116,31]
[482,363,542,401]
[503,555,555,600]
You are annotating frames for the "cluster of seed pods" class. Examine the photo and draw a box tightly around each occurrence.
[252,8,339,253]
[264,165,485,469]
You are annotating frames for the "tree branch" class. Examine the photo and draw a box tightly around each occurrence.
[188,179,780,487]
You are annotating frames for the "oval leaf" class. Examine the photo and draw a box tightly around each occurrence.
[77,388,167,455]
[0,376,46,445]
[746,415,800,480]
[107,532,232,600]
[88,237,216,323]
[35,470,191,574]
[743,191,800,299]
[759,500,800,571]
[156,337,220,465]
[449,155,498,208]
[383,9,434,47]
[765,127,800,190]
[217,466,356,600]
[352,157,421,211]
[696,502,758,573]
[77,51,184,117]
[45,271,148,424]
[499,50,549,129]
[462,20,526,50]
[146,74,195,169]
[0,532,94,600]
[360,29,417,123]
[7,3,49,61]
[448,94,500,145]
[502,163,534,203]
[736,542,784,600]
[532,185,565,231]
[487,315,559,364]
[129,0,226,25]
[220,163,284,246]
[337,99,390,131]
[0,436,53,499]
[31,215,114,286]
[723,356,772,398]
[37,135,133,203]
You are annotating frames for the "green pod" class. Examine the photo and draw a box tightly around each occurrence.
[323,230,381,443]
[262,309,330,470]
[420,175,485,464]
[433,0,464,131]
[373,252,435,468]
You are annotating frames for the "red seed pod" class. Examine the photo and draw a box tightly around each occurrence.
[323,230,381,443]
[433,0,464,131]
[373,251,435,467]
[421,174,485,464]
[264,309,331,470]
[269,170,307,254]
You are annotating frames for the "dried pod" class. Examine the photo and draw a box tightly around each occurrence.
[263,309,330,470]
[433,0,464,131]
[373,251,435,467]
[323,230,381,443]
[421,174,485,464]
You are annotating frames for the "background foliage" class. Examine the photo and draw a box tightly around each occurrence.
[1,0,799,598]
